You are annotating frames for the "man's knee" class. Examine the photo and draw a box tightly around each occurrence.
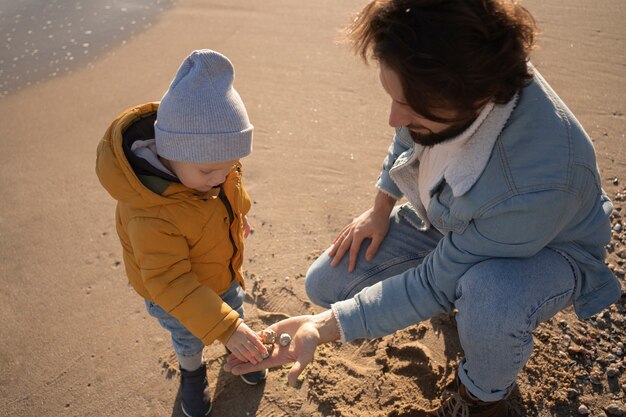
[305,252,335,308]
[455,259,526,338]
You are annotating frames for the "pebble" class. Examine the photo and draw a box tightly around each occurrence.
[614,223,622,232]
[596,318,610,330]
[578,404,590,415]
[566,388,580,398]
[568,344,585,355]
[606,404,625,416]
[607,367,620,378]
[590,375,602,385]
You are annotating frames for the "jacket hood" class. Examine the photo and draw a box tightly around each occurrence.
[96,102,197,208]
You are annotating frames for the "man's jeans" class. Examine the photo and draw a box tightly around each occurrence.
[305,205,578,402]
[145,280,246,358]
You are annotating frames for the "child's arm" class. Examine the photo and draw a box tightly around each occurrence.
[226,322,267,364]
[128,218,245,346]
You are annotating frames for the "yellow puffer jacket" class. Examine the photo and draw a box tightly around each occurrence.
[95,103,251,345]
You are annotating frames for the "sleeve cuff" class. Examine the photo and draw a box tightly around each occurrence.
[376,173,403,198]
[330,304,347,343]
[330,298,368,343]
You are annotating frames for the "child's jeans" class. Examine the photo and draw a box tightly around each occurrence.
[145,280,246,359]
[305,205,578,402]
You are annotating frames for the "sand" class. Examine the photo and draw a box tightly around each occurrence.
[1,0,624,416]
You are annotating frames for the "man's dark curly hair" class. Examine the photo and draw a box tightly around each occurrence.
[347,0,537,123]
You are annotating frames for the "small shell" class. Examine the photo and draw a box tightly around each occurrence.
[279,333,292,347]
[261,328,277,344]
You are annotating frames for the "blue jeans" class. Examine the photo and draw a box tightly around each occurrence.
[305,205,578,402]
[145,280,246,358]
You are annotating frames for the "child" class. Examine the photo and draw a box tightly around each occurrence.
[96,49,267,417]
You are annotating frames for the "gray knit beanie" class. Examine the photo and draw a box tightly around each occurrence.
[155,49,253,163]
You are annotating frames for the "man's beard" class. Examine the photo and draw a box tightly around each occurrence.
[409,118,476,147]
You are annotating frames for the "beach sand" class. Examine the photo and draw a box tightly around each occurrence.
[1,0,624,416]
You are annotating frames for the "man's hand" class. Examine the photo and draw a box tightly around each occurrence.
[225,322,267,365]
[329,192,395,272]
[224,310,340,387]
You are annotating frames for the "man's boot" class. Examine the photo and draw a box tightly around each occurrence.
[431,380,510,417]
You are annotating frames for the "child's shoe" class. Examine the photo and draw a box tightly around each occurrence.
[180,364,212,417]
[240,369,268,385]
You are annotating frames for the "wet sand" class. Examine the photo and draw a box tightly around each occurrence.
[0,0,624,416]
[0,0,174,97]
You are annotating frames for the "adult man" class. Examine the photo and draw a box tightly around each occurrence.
[226,0,620,415]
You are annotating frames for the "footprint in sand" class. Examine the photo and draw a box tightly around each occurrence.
[378,341,445,401]
[253,285,311,318]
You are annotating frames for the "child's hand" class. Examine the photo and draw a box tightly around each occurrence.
[226,322,267,365]
[243,215,252,238]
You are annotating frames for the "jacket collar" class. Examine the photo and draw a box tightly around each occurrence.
[407,93,518,197]
[447,94,518,196]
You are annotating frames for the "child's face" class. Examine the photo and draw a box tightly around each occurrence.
[167,159,238,192]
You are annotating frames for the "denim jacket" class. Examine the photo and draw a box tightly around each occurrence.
[332,70,620,342]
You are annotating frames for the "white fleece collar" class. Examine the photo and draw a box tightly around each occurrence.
[413,93,518,197]
[387,94,518,230]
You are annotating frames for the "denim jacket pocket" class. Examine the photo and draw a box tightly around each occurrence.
[429,187,469,234]
[398,203,428,231]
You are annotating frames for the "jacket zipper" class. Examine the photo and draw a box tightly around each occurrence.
[218,187,238,283]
